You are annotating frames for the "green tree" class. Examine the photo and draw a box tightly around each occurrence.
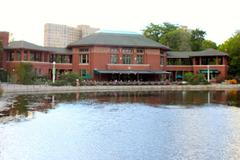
[202,40,217,49]
[57,72,82,86]
[143,22,178,43]
[15,63,34,84]
[190,29,206,51]
[219,33,240,75]
[161,29,191,51]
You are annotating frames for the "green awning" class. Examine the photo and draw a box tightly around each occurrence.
[83,73,92,79]
[199,69,220,74]
[94,70,171,75]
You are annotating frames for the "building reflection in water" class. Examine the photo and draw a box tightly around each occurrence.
[0,90,240,124]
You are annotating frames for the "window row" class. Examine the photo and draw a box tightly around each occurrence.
[110,54,144,64]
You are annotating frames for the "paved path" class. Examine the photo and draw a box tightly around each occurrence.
[1,83,240,95]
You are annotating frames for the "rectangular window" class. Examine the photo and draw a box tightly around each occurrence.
[79,48,89,64]
[136,55,143,64]
[8,52,14,61]
[16,52,21,61]
[44,54,48,62]
[24,51,28,61]
[123,54,131,64]
[217,57,223,65]
[122,48,132,54]
[36,53,41,61]
[137,49,144,54]
[80,54,89,64]
[30,52,35,61]
[110,48,118,54]
[79,48,89,54]
[160,57,164,65]
[110,54,118,64]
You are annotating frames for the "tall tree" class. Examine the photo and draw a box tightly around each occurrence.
[161,29,191,51]
[190,29,206,51]
[202,40,217,49]
[219,33,240,76]
[143,22,178,43]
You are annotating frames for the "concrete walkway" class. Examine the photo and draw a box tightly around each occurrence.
[1,83,240,95]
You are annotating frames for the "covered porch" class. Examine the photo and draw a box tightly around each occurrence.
[94,70,171,82]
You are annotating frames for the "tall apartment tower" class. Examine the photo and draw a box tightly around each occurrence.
[44,23,99,48]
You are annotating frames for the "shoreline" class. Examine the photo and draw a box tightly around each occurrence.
[1,84,240,95]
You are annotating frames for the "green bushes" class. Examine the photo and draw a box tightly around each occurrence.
[51,72,83,86]
[184,72,208,85]
[15,63,35,84]
[0,86,3,95]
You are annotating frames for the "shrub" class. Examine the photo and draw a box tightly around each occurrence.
[0,86,3,95]
[226,79,237,84]
[184,72,195,83]
[51,72,83,86]
[15,63,35,84]
[184,72,208,85]
[33,75,50,85]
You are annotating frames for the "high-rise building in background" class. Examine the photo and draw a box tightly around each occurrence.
[44,23,99,48]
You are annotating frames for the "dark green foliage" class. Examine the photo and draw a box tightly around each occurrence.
[0,86,3,95]
[219,33,240,76]
[33,75,51,85]
[15,63,34,84]
[202,40,217,49]
[161,29,191,51]
[0,69,7,82]
[143,23,178,42]
[51,72,83,86]
[184,72,195,82]
[143,23,212,51]
[184,72,208,85]
[190,29,206,51]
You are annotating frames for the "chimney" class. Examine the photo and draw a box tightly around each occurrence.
[0,31,9,47]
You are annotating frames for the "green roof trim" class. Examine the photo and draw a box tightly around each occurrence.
[68,32,170,50]
[167,49,228,58]
[94,70,170,74]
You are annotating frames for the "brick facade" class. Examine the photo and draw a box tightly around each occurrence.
[0,32,229,82]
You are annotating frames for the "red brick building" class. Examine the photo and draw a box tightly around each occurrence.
[1,32,229,82]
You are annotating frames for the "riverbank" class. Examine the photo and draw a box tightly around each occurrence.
[1,83,240,95]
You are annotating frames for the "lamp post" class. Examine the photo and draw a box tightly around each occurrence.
[52,61,56,83]
[207,65,210,82]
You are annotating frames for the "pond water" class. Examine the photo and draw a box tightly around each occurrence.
[0,90,240,160]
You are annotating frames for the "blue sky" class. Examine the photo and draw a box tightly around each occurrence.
[0,0,239,45]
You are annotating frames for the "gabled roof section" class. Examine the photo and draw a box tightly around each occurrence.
[45,47,72,54]
[193,48,228,57]
[5,41,48,51]
[68,32,170,50]
[167,48,228,58]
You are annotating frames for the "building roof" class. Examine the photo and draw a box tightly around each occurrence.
[167,49,228,58]
[68,32,170,50]
[5,41,48,51]
[45,47,72,54]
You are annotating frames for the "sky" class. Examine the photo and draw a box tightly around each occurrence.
[0,0,239,46]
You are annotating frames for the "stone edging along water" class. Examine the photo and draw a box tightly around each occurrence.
[1,84,240,95]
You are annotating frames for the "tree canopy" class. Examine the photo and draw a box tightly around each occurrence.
[143,23,214,51]
[219,33,240,76]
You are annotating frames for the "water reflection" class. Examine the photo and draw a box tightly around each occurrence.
[1,91,240,160]
[0,90,240,124]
